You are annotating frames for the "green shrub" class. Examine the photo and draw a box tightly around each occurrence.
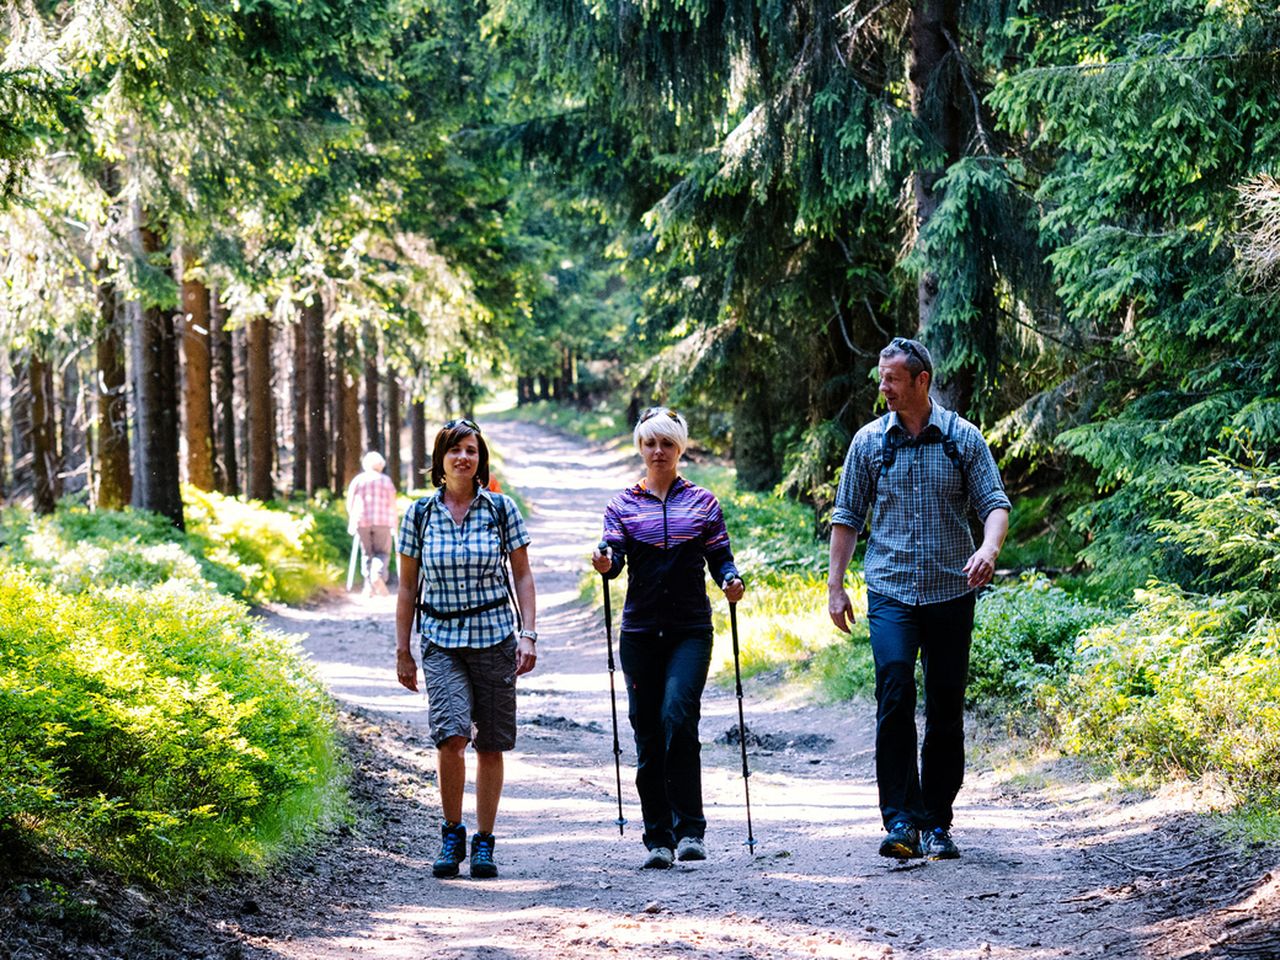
[968,575,1112,707]
[1053,585,1280,801]
[0,564,344,885]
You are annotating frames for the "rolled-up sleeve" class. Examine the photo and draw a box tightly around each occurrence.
[964,432,1012,521]
[830,431,876,533]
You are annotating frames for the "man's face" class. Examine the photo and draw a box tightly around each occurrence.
[878,356,929,413]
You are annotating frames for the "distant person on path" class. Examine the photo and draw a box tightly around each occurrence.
[346,450,398,596]
[394,418,538,880]
[826,338,1010,861]
[590,406,745,870]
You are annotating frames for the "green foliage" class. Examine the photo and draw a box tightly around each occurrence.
[0,564,345,885]
[968,575,1112,707]
[1053,585,1280,802]
[0,491,341,606]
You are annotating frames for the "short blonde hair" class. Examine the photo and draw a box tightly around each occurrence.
[362,450,386,472]
[633,406,689,455]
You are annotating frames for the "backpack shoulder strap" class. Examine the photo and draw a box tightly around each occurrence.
[942,409,969,495]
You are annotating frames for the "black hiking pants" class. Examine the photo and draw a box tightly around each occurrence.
[866,590,976,831]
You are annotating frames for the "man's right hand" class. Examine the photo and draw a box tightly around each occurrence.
[828,583,855,633]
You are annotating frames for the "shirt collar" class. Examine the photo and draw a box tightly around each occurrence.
[887,400,948,438]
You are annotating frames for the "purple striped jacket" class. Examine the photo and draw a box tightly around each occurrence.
[600,476,740,632]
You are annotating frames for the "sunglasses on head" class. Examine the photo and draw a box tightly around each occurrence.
[639,407,680,424]
[891,337,931,373]
[443,418,481,434]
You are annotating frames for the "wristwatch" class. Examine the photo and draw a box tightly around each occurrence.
[519,629,538,643]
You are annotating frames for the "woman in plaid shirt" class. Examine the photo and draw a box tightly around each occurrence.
[394,419,538,880]
[591,407,745,870]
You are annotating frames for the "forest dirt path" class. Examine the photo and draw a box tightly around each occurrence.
[240,420,1279,960]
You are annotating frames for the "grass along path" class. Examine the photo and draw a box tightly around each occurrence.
[229,420,1280,960]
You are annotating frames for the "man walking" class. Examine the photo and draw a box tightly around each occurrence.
[347,450,398,596]
[827,338,1010,860]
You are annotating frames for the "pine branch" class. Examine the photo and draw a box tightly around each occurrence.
[941,27,993,156]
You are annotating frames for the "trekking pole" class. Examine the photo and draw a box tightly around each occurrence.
[729,602,757,854]
[346,534,360,591]
[598,541,627,836]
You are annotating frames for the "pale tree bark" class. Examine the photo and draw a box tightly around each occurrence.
[178,249,214,491]
[60,352,86,495]
[29,353,57,515]
[96,276,132,510]
[410,398,427,490]
[291,312,308,496]
[128,214,183,529]
[304,297,329,494]
[235,323,249,491]
[386,371,402,490]
[247,315,274,501]
[10,352,31,502]
[210,291,238,495]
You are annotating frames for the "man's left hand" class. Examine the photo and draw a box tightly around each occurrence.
[963,545,999,589]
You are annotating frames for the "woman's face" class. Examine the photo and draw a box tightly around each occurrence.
[640,433,681,474]
[443,435,480,484]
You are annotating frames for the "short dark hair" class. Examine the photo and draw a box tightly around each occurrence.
[880,337,933,379]
[430,421,490,489]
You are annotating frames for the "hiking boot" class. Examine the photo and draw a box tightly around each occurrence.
[641,846,674,870]
[675,836,707,862]
[878,820,921,859]
[432,821,467,877]
[921,826,960,860]
[470,832,498,878]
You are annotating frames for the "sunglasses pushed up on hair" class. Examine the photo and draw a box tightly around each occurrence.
[639,407,681,424]
[443,418,481,434]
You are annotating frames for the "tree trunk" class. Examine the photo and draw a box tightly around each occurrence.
[908,0,971,413]
[60,350,86,495]
[537,374,550,401]
[732,379,780,492]
[29,353,57,515]
[235,323,249,492]
[247,315,274,501]
[178,250,215,491]
[210,291,238,495]
[343,358,361,484]
[291,312,308,495]
[386,371,402,490]
[410,398,427,490]
[10,352,32,503]
[331,325,347,490]
[517,375,533,406]
[304,296,329,494]
[96,277,132,510]
[362,321,380,454]
[129,214,183,529]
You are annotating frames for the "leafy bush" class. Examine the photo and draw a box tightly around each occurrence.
[1053,585,1280,801]
[0,565,344,885]
[0,489,342,605]
[968,575,1112,707]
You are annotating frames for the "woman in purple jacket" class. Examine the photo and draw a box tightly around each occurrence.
[591,406,745,869]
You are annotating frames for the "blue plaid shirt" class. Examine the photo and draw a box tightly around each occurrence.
[397,489,531,649]
[831,402,1011,605]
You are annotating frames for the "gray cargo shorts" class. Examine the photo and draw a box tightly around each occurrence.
[422,635,518,752]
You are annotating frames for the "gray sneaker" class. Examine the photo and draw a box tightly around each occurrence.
[641,846,674,869]
[675,836,707,862]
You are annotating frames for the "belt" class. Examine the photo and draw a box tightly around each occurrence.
[417,596,509,621]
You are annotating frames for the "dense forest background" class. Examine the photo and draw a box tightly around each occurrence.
[3,0,1280,887]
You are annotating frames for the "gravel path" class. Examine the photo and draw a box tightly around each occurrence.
[234,419,1280,960]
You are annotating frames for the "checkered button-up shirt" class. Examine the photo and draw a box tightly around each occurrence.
[397,488,531,649]
[831,402,1011,605]
[346,470,397,528]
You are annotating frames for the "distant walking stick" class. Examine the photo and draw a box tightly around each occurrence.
[729,602,757,854]
[346,535,361,591]
[599,541,628,835]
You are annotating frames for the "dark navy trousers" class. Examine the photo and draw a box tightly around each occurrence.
[619,626,713,851]
[866,590,976,831]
